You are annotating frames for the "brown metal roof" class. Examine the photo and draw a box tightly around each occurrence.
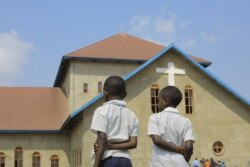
[66,32,164,60]
[54,33,211,87]
[0,87,69,131]
[65,32,210,64]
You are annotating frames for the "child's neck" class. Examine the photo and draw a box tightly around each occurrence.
[105,96,123,102]
[166,104,176,108]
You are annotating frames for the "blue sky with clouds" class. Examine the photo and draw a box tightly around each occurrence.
[0,0,249,99]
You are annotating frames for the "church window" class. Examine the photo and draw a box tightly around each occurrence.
[184,85,193,114]
[212,141,224,155]
[50,154,59,167]
[14,146,23,167]
[32,152,40,167]
[83,83,88,93]
[0,152,5,167]
[151,84,159,113]
[98,81,102,93]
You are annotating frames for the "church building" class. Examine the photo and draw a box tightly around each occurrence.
[0,32,249,167]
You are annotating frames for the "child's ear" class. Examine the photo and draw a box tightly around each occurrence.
[103,90,108,96]
[123,91,127,98]
[165,98,169,107]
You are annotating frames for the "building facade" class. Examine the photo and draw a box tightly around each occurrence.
[0,33,249,167]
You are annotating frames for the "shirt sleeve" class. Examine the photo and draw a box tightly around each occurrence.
[130,115,139,136]
[90,108,108,134]
[147,114,160,136]
[183,120,195,142]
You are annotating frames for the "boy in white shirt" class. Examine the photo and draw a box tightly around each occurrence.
[148,86,195,167]
[91,76,139,167]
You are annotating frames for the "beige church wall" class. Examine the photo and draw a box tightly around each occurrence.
[61,60,74,113]
[0,133,70,167]
[156,50,250,166]
[71,60,140,112]
[76,49,249,166]
[82,101,103,167]
[120,49,249,166]
[70,118,86,167]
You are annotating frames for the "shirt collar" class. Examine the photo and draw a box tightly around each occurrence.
[103,100,126,106]
[162,107,180,114]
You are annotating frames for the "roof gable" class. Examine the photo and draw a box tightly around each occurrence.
[54,33,211,86]
[66,33,165,60]
[62,43,249,129]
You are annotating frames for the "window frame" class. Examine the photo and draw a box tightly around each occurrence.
[50,154,59,167]
[184,85,194,114]
[151,84,160,113]
[0,152,5,167]
[98,81,102,93]
[212,141,224,156]
[32,152,41,167]
[14,146,23,167]
[83,83,88,93]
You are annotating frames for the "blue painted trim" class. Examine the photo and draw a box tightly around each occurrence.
[62,43,249,129]
[171,44,250,106]
[123,43,175,81]
[71,93,104,118]
[60,93,104,130]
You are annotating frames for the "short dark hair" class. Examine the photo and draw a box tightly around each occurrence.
[160,86,182,107]
[103,76,126,97]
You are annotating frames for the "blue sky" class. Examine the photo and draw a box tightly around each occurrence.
[0,0,249,99]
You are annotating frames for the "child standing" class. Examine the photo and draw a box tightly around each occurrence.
[148,86,195,167]
[91,76,139,167]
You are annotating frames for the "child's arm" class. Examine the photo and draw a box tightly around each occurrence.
[94,131,107,167]
[182,140,193,162]
[150,134,184,154]
[94,136,137,152]
[107,136,137,150]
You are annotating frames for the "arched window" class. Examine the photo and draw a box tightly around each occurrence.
[0,152,5,167]
[151,84,160,113]
[83,83,88,93]
[32,152,40,167]
[212,141,224,155]
[98,82,102,93]
[14,146,23,167]
[51,154,59,167]
[184,85,193,114]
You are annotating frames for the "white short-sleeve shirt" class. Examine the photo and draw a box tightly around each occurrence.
[91,100,139,160]
[148,107,195,167]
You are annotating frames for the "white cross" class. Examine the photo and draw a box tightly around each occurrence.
[156,62,186,86]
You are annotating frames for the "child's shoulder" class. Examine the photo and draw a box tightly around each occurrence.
[94,105,109,114]
[149,112,161,120]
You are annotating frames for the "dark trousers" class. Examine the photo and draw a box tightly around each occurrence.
[100,157,132,167]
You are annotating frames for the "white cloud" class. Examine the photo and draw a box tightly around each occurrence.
[0,30,36,85]
[129,15,151,34]
[129,11,176,36]
[155,19,175,34]
[128,12,177,46]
